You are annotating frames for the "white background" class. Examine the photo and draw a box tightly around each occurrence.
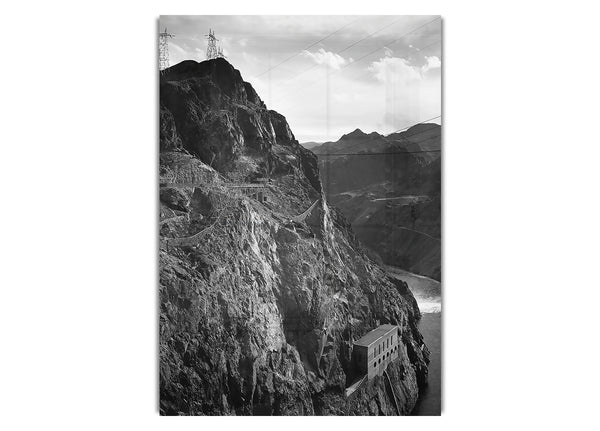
[1,0,599,429]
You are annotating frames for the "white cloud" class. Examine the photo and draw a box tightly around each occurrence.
[422,56,441,73]
[368,57,422,83]
[159,15,441,142]
[302,48,348,70]
[365,55,441,132]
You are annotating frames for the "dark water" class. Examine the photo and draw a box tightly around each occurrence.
[411,312,441,415]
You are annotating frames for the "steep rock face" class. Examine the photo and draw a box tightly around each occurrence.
[160,190,428,415]
[159,59,428,415]
[160,58,320,193]
[159,108,183,151]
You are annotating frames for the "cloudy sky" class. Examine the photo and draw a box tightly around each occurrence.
[159,16,441,143]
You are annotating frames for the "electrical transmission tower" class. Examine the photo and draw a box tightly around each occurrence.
[205,29,226,60]
[205,29,219,60]
[159,28,174,71]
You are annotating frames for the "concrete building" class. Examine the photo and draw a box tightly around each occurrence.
[353,324,400,379]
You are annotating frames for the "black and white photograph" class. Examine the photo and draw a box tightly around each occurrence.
[158,15,441,415]
[3,1,600,429]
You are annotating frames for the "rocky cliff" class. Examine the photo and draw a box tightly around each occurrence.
[159,58,429,415]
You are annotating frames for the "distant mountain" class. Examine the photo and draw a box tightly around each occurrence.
[314,124,442,280]
[387,123,441,163]
[311,129,390,155]
[312,124,441,162]
[299,141,323,150]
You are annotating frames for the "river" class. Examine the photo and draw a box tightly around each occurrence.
[411,312,441,415]
[384,266,441,415]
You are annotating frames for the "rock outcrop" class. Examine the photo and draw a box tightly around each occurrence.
[159,58,429,415]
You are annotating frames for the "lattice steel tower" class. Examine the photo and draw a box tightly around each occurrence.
[206,29,220,60]
[159,28,174,71]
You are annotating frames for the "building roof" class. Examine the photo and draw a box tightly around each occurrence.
[354,324,398,347]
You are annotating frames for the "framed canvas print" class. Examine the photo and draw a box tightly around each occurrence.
[158,15,441,416]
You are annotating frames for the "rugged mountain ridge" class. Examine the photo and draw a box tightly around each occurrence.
[161,59,321,193]
[159,58,429,415]
[308,129,389,157]
[309,124,440,162]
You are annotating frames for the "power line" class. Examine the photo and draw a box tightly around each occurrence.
[318,149,441,156]
[280,16,406,86]
[340,17,440,71]
[255,18,360,78]
[337,17,405,54]
[270,20,441,104]
[319,38,441,91]
[410,38,442,53]
[388,114,441,135]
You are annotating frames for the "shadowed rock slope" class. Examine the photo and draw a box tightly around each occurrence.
[310,125,441,280]
[159,58,429,415]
